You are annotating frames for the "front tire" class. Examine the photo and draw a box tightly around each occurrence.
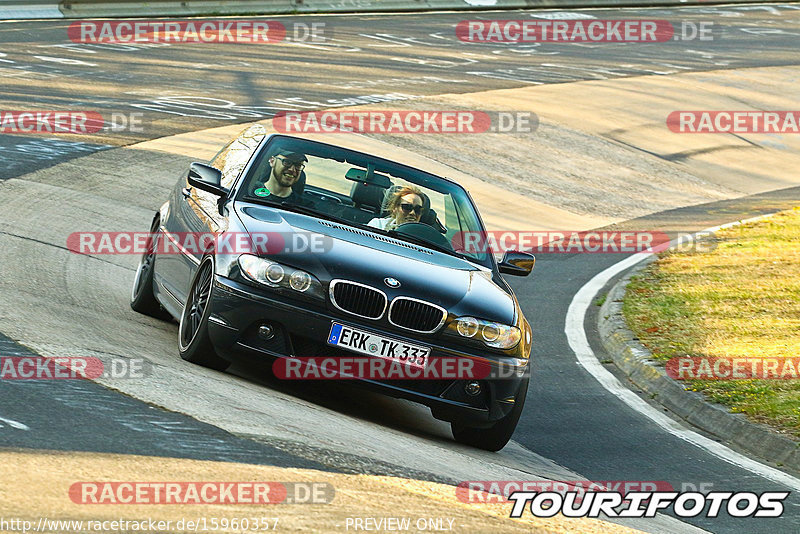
[178,258,230,371]
[451,377,529,451]
[130,223,171,320]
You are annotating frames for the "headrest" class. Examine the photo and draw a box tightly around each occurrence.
[292,170,306,195]
[417,193,443,232]
[351,174,392,210]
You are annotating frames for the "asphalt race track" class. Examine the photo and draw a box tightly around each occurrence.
[1,3,799,177]
[1,4,800,533]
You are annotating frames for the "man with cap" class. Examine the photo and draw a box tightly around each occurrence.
[255,150,312,206]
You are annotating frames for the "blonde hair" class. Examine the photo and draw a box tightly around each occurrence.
[383,185,424,215]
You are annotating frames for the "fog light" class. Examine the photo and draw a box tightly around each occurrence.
[465,381,482,396]
[259,324,275,340]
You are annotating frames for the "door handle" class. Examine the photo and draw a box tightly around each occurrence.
[182,187,191,198]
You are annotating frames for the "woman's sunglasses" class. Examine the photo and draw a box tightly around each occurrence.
[400,203,423,215]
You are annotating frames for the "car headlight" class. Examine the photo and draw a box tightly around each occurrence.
[238,254,324,300]
[450,316,521,349]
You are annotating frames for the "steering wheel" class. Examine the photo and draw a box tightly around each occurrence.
[393,222,452,250]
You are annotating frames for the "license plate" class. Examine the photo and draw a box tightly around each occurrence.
[327,323,429,369]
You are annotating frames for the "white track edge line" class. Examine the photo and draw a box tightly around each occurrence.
[564,213,800,492]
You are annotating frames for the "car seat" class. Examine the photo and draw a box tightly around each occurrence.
[348,174,392,224]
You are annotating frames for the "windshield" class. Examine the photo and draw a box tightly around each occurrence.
[236,135,493,268]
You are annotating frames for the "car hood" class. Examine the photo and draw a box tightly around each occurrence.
[235,203,516,324]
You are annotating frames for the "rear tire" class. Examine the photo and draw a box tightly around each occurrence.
[130,223,171,320]
[178,257,230,372]
[451,377,529,451]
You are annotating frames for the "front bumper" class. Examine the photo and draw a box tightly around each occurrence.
[207,275,528,426]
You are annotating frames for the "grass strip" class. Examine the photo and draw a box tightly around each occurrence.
[623,208,800,439]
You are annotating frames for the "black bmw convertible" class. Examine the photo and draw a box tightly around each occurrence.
[131,126,535,451]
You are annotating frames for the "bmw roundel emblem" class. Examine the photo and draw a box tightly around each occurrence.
[384,277,401,288]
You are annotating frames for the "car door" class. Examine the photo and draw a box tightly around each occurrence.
[156,125,266,305]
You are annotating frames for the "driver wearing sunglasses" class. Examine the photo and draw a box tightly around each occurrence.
[367,185,425,231]
[253,150,314,207]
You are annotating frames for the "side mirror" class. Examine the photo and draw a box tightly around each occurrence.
[498,251,535,276]
[188,162,228,197]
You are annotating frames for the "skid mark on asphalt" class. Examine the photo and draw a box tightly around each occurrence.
[0,333,325,470]
[0,415,29,430]
[0,138,111,181]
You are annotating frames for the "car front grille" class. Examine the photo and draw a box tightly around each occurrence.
[388,297,447,333]
[329,280,387,320]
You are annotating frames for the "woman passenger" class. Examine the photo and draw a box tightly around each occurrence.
[367,186,425,231]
